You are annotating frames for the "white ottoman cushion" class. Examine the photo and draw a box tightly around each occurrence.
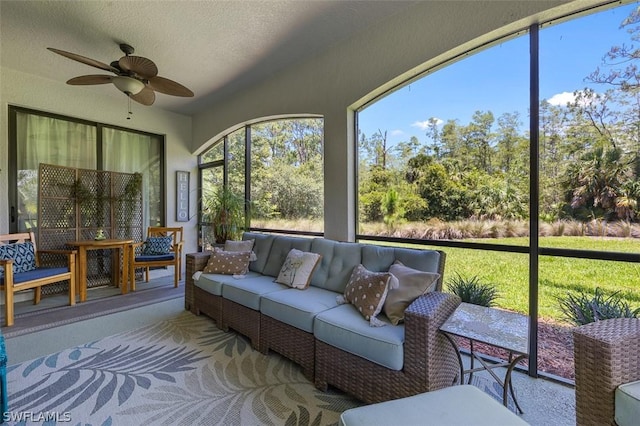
[616,380,640,426]
[339,385,529,426]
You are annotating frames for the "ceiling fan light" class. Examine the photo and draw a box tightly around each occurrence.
[112,76,145,95]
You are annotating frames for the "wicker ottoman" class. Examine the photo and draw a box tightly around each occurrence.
[573,318,640,426]
[339,385,528,426]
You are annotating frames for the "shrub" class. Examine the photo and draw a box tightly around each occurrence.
[558,287,640,326]
[447,273,499,307]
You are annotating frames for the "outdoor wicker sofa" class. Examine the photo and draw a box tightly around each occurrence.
[185,231,461,404]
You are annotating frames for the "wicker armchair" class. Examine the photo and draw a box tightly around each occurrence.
[573,318,640,426]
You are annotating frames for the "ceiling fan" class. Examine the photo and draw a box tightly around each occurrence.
[47,43,194,107]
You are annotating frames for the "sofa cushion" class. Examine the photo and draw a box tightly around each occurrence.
[262,236,313,277]
[361,244,441,276]
[203,248,252,275]
[314,304,404,370]
[195,271,262,296]
[242,232,275,274]
[384,261,440,325]
[224,239,257,261]
[616,380,640,426]
[221,275,288,310]
[309,238,362,293]
[275,249,321,289]
[340,264,397,326]
[261,286,340,333]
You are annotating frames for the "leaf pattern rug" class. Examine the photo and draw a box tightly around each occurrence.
[6,312,362,425]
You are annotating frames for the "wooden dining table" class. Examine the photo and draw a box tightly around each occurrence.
[67,239,134,302]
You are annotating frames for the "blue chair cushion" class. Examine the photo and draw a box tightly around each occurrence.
[0,241,37,274]
[135,254,176,262]
[0,267,70,285]
[141,236,173,255]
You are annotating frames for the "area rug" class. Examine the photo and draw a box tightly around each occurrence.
[6,311,361,425]
[6,311,516,425]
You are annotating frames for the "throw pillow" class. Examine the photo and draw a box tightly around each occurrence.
[142,236,173,255]
[224,239,257,261]
[338,264,399,327]
[203,248,252,275]
[383,260,441,325]
[0,241,37,275]
[275,248,322,289]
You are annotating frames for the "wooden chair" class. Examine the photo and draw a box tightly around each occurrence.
[0,232,76,326]
[129,227,183,290]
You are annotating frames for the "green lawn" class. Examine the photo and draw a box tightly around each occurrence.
[376,237,640,323]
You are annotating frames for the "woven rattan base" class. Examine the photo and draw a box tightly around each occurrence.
[185,252,212,313]
[194,286,223,328]
[222,298,262,350]
[260,314,315,381]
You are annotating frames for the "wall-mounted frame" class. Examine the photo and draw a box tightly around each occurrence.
[176,171,190,222]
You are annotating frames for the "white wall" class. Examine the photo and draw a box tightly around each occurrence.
[191,0,604,241]
[0,67,198,269]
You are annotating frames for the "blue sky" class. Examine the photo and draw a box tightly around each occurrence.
[358,2,638,147]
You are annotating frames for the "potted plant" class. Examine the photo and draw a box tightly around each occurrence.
[204,186,246,244]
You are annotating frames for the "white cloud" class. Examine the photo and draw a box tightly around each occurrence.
[390,129,404,136]
[411,117,442,130]
[547,92,576,106]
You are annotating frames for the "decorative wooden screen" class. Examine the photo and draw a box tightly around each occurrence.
[38,164,143,294]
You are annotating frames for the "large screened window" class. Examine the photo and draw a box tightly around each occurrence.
[356,2,640,381]
[9,107,165,233]
[198,117,324,249]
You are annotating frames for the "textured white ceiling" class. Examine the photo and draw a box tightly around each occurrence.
[1,0,417,116]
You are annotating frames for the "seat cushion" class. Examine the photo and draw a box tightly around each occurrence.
[616,380,640,426]
[339,385,529,426]
[314,303,404,370]
[261,287,340,333]
[1,267,70,285]
[135,254,175,262]
[195,271,262,296]
[221,275,288,310]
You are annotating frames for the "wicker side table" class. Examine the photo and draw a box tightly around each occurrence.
[573,318,640,426]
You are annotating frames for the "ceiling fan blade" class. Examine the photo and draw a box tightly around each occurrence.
[130,86,156,106]
[148,76,194,97]
[67,75,113,85]
[119,56,158,78]
[48,47,115,72]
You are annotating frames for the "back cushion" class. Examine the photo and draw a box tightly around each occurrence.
[262,236,313,277]
[242,232,275,274]
[361,245,442,289]
[310,238,362,293]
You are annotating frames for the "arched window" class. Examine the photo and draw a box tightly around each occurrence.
[356,2,640,380]
[198,117,324,250]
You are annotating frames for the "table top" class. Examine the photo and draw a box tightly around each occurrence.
[440,302,529,355]
[68,239,134,247]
